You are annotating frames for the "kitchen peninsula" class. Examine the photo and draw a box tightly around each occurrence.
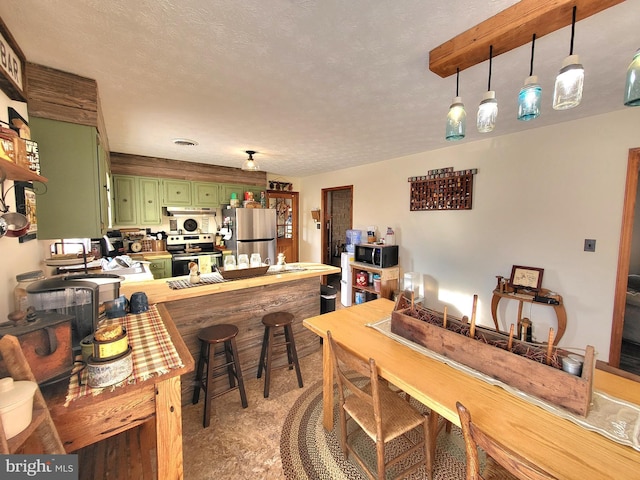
[120,263,340,403]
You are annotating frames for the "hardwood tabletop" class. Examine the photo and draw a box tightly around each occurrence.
[303,298,640,480]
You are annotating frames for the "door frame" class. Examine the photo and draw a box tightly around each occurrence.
[609,147,640,366]
[321,185,353,266]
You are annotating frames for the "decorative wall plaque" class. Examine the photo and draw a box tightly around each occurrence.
[0,17,26,101]
[408,167,477,211]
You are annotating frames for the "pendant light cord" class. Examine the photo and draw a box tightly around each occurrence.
[569,6,577,55]
[529,34,536,76]
[456,67,460,96]
[487,45,493,91]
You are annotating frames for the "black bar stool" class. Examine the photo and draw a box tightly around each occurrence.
[192,324,248,428]
[257,312,303,398]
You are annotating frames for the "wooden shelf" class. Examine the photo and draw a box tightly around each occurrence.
[351,263,399,304]
[1,157,47,182]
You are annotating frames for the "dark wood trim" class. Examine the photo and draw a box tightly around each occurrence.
[609,148,640,366]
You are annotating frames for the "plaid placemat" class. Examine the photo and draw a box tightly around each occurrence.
[166,272,226,289]
[64,304,184,406]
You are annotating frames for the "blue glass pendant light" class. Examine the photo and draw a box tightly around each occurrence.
[445,67,466,141]
[477,45,498,133]
[518,34,542,121]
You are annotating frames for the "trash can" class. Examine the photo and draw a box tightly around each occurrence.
[320,285,337,314]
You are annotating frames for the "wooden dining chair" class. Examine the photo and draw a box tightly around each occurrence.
[456,402,558,480]
[327,330,433,480]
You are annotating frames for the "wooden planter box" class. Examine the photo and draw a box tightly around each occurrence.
[390,305,594,416]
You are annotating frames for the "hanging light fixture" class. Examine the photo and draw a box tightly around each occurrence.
[242,150,260,171]
[518,34,542,121]
[624,48,640,106]
[445,67,466,141]
[477,45,498,133]
[552,6,584,110]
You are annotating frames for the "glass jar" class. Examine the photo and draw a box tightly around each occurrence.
[13,270,44,314]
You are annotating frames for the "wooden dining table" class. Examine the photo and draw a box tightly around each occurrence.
[303,298,640,480]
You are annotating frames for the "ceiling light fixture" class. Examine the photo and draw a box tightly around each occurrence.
[445,67,466,141]
[477,45,498,134]
[518,34,542,121]
[242,150,260,171]
[172,138,198,146]
[552,6,584,110]
[624,48,640,106]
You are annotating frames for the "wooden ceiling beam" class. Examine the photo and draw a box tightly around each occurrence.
[429,0,626,78]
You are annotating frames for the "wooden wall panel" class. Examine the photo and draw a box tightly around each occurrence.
[163,277,321,405]
[25,62,98,127]
[110,152,267,187]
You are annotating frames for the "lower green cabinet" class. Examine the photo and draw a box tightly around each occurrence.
[147,256,171,279]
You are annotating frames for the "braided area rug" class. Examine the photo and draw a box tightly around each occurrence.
[280,378,471,479]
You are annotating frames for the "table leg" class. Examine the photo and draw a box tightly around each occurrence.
[490,294,500,331]
[155,375,184,479]
[322,336,334,431]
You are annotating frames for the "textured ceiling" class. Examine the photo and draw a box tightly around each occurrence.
[0,0,638,177]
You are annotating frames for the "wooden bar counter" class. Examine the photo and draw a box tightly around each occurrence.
[121,263,340,404]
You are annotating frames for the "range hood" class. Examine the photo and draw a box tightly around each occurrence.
[165,206,216,216]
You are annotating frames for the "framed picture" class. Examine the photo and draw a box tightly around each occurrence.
[14,181,37,242]
[509,265,544,291]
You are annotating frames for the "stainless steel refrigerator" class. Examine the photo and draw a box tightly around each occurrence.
[223,208,277,264]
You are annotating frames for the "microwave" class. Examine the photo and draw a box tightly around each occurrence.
[354,244,398,268]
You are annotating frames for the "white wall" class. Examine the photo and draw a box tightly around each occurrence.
[298,108,640,359]
[0,96,46,322]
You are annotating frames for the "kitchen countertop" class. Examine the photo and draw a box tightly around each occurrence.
[119,262,341,303]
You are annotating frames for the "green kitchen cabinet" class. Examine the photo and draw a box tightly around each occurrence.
[112,175,161,226]
[138,177,162,224]
[192,182,219,207]
[147,256,171,279]
[162,179,191,206]
[30,117,110,239]
[112,175,137,225]
[220,184,244,205]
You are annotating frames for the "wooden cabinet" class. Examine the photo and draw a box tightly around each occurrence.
[192,181,219,207]
[162,179,191,206]
[112,175,161,226]
[266,190,299,262]
[30,117,109,239]
[351,263,399,304]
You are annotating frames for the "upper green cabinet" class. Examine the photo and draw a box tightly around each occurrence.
[30,117,110,239]
[162,179,191,206]
[193,182,219,207]
[112,175,161,226]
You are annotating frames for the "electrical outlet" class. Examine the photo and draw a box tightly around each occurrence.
[584,239,596,252]
[316,223,321,230]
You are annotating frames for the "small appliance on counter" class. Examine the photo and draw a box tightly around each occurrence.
[26,274,122,353]
[354,244,399,268]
